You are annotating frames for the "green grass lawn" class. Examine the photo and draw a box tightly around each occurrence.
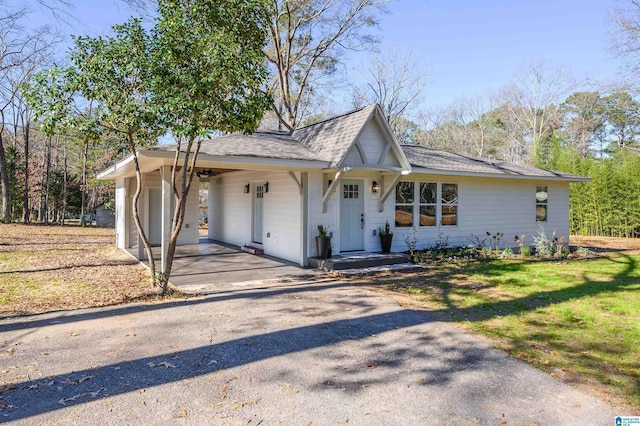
[373,253,640,411]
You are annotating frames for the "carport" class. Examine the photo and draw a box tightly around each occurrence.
[128,237,322,292]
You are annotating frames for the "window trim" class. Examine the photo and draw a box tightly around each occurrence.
[395,181,459,229]
[536,185,548,222]
[394,181,415,228]
[419,182,437,227]
[440,183,458,227]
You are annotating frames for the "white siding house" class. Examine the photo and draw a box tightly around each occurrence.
[99,104,589,268]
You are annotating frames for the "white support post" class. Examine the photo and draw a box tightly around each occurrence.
[160,165,172,272]
[300,172,308,266]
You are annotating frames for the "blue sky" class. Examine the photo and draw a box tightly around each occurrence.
[371,0,621,108]
[24,0,623,111]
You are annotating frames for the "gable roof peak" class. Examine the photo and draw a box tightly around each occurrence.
[294,104,377,131]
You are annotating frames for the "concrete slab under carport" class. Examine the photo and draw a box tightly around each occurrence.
[132,238,323,292]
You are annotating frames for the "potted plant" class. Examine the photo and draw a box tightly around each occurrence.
[315,225,332,258]
[379,220,393,253]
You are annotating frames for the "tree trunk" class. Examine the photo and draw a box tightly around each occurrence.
[0,131,10,222]
[127,135,157,288]
[158,138,202,295]
[61,136,67,226]
[21,117,29,224]
[43,136,52,225]
[80,140,88,226]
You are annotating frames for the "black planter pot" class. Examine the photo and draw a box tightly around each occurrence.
[315,236,332,258]
[380,234,393,253]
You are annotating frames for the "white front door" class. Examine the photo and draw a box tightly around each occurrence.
[252,183,264,244]
[340,180,364,251]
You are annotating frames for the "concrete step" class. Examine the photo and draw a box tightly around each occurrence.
[334,262,425,277]
[308,252,411,272]
[241,245,264,255]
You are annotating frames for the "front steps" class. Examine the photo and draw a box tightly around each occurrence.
[308,252,411,272]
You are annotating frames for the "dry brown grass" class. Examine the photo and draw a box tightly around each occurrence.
[0,224,153,316]
[572,235,640,253]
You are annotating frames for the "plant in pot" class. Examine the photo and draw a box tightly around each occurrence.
[379,220,393,253]
[315,225,332,258]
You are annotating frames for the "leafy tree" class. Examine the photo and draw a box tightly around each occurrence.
[598,92,640,152]
[560,91,605,157]
[151,0,271,293]
[29,0,270,294]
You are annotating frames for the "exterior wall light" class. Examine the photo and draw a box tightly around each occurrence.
[196,168,215,178]
[244,184,250,194]
[372,181,380,193]
[264,182,269,193]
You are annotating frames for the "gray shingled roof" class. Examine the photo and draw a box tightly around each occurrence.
[143,106,586,181]
[401,145,587,180]
[292,105,376,166]
[148,130,322,162]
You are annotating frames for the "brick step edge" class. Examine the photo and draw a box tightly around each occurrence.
[241,245,264,255]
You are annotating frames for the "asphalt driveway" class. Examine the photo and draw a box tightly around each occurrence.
[0,278,617,425]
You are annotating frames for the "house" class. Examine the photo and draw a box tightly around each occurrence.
[98,104,590,267]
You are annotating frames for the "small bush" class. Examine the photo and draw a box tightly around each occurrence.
[533,227,553,256]
[404,227,418,257]
[434,232,449,251]
[520,245,532,257]
[576,247,594,255]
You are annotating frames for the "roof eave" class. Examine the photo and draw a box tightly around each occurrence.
[98,149,332,180]
[410,167,592,182]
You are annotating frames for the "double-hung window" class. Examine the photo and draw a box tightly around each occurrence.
[536,186,548,221]
[419,183,437,226]
[395,182,458,227]
[395,182,414,227]
[441,183,458,226]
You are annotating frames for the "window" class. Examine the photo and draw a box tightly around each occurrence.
[536,185,547,221]
[256,185,264,199]
[343,183,359,199]
[395,182,414,227]
[441,183,458,226]
[419,182,437,226]
[395,181,459,228]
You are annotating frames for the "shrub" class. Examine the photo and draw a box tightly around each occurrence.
[487,231,505,250]
[468,234,487,249]
[434,232,449,251]
[532,227,553,256]
[520,245,532,257]
[404,227,418,257]
[576,247,594,255]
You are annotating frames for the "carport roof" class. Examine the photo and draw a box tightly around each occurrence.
[148,130,322,162]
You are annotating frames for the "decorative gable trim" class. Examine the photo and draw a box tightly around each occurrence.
[336,104,412,173]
